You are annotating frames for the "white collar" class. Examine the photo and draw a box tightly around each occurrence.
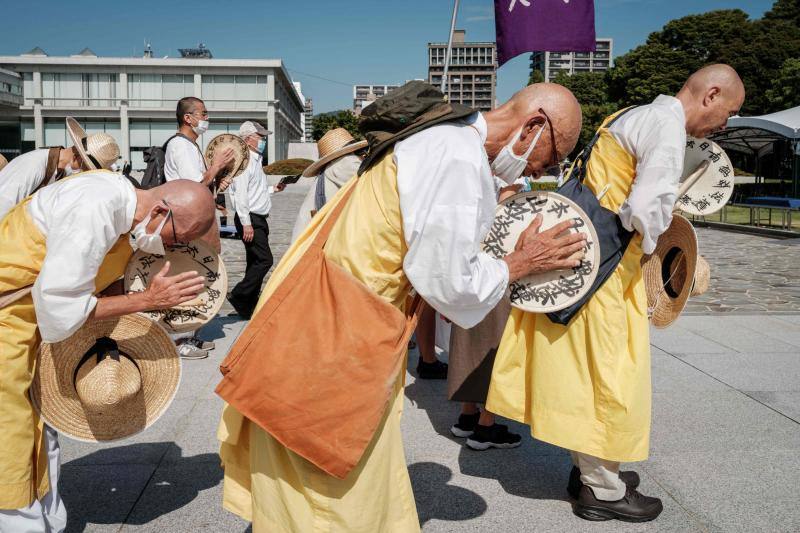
[468,112,488,144]
[653,95,687,128]
[249,149,263,163]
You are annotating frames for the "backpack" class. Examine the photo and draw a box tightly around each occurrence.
[140,133,197,189]
[357,80,475,175]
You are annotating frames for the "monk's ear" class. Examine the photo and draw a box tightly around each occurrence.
[705,86,721,107]
[521,114,546,142]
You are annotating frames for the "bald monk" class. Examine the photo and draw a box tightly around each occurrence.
[487,64,746,522]
[217,82,584,532]
[0,173,215,532]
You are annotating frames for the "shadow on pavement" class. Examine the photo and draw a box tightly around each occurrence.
[200,314,245,342]
[405,351,573,505]
[408,462,487,526]
[62,443,222,532]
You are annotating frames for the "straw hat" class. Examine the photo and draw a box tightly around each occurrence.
[123,241,228,334]
[30,314,180,442]
[302,128,368,178]
[642,214,698,328]
[66,117,120,170]
[691,255,710,296]
[483,191,600,314]
[0,153,7,172]
[204,133,249,193]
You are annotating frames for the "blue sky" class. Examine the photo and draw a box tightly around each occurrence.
[0,0,774,113]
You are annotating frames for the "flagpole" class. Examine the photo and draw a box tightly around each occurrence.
[440,0,460,93]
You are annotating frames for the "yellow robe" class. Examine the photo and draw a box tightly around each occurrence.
[218,152,420,532]
[486,113,652,463]
[0,199,132,509]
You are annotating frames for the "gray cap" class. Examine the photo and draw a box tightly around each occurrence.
[238,120,272,138]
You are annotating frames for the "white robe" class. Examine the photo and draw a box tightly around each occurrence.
[27,171,137,343]
[0,149,60,220]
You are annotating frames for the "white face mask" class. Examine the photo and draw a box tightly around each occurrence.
[64,164,79,177]
[192,119,209,136]
[130,206,171,255]
[490,123,545,185]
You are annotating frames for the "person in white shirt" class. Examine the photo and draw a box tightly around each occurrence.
[164,97,234,188]
[227,121,278,318]
[0,173,215,532]
[164,96,234,358]
[0,117,120,220]
[486,64,746,523]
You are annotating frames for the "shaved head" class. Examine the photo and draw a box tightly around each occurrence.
[484,83,582,179]
[133,180,216,245]
[677,64,745,138]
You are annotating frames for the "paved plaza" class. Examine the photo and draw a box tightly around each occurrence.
[60,180,800,532]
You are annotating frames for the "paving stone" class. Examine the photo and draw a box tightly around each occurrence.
[646,450,800,532]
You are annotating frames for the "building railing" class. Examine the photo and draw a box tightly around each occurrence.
[0,92,23,107]
[23,96,283,110]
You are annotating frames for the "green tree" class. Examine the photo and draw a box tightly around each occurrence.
[765,58,800,110]
[528,68,545,85]
[552,71,615,157]
[603,4,800,115]
[764,0,800,26]
[311,110,362,141]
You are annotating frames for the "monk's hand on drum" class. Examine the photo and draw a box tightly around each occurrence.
[213,147,236,169]
[143,261,206,309]
[504,215,587,282]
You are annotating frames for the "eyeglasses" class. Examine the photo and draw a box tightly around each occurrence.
[538,108,561,172]
[162,199,179,244]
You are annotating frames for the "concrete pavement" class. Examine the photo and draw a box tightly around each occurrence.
[59,180,800,532]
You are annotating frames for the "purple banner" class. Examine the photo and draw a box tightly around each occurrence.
[494,0,597,66]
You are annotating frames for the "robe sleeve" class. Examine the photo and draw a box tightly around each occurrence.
[396,129,508,329]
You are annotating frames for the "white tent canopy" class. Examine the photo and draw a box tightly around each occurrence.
[713,105,800,157]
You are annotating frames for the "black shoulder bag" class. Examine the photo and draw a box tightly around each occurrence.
[546,107,637,326]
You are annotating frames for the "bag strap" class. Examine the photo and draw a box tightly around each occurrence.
[568,106,638,184]
[35,147,64,194]
[0,286,32,309]
[288,178,422,325]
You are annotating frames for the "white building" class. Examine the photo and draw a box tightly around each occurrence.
[0,46,305,168]
[353,84,399,114]
[530,38,614,82]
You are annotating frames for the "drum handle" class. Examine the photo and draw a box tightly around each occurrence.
[676,161,710,200]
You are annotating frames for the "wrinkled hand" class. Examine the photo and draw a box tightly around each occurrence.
[498,183,522,202]
[241,225,254,243]
[504,215,587,282]
[143,261,205,309]
[213,147,235,169]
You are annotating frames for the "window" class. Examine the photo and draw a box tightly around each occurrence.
[40,73,117,107]
[201,75,267,110]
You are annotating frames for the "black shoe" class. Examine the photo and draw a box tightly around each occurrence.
[466,423,522,451]
[574,485,663,522]
[227,292,253,319]
[416,359,448,379]
[450,411,480,438]
[567,466,641,500]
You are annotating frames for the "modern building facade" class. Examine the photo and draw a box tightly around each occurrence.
[303,97,314,142]
[530,38,614,82]
[0,46,305,168]
[428,30,496,111]
[353,84,399,114]
[0,68,23,161]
